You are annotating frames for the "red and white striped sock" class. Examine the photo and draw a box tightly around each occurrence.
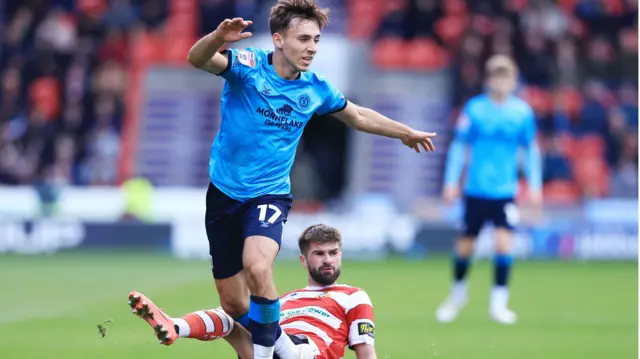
[172,308,234,341]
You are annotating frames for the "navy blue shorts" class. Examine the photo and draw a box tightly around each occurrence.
[463,196,518,237]
[205,182,292,279]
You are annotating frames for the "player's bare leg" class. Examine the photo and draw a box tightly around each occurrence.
[243,235,296,359]
[215,271,251,326]
[490,228,517,325]
[436,237,474,323]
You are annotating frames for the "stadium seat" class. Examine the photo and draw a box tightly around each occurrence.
[443,0,467,15]
[543,180,581,204]
[556,134,576,158]
[435,15,467,45]
[371,38,407,70]
[348,0,382,39]
[130,31,163,66]
[520,86,552,116]
[554,87,582,118]
[572,135,605,159]
[406,38,447,70]
[164,35,196,66]
[572,156,610,197]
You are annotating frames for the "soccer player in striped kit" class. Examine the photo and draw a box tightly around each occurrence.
[129,224,378,359]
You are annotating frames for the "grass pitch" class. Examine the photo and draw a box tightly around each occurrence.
[0,254,636,359]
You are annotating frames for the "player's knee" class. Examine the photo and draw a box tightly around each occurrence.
[456,237,475,257]
[244,261,274,290]
[494,228,512,254]
[219,296,249,318]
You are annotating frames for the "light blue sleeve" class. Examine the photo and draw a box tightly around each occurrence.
[444,104,472,186]
[217,47,262,83]
[315,78,347,116]
[521,106,542,192]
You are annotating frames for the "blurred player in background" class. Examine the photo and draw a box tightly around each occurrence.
[183,1,433,358]
[436,55,542,325]
[129,224,377,359]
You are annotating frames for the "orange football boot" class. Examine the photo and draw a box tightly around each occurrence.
[128,291,179,345]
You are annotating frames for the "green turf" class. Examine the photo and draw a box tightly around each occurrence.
[0,254,636,359]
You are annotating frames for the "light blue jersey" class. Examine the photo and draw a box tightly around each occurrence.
[444,94,542,199]
[210,47,346,201]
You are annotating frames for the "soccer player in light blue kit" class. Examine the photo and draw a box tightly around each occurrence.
[180,1,435,358]
[436,55,542,325]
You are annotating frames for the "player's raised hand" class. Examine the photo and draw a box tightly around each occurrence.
[401,130,436,153]
[214,18,253,43]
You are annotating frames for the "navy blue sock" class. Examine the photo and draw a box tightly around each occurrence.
[249,295,280,357]
[234,312,250,329]
[494,254,513,287]
[453,253,470,282]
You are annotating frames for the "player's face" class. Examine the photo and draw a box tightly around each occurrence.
[486,70,516,96]
[281,19,321,72]
[301,241,342,286]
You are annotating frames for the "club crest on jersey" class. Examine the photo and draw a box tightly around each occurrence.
[238,50,256,68]
[297,94,311,110]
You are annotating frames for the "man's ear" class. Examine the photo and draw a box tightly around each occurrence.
[273,33,284,49]
[299,254,306,267]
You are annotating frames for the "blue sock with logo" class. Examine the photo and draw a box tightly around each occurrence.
[249,295,280,359]
[494,254,513,287]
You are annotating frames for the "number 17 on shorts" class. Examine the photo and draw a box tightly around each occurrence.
[244,196,292,246]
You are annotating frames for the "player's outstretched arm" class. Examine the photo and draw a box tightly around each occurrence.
[187,18,253,74]
[354,343,378,359]
[332,101,436,153]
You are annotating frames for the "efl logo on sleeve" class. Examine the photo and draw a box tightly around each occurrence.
[238,50,256,68]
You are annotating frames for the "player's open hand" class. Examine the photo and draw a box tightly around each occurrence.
[214,18,253,43]
[402,130,436,153]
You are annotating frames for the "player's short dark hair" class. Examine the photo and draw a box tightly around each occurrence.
[298,224,342,255]
[269,0,330,35]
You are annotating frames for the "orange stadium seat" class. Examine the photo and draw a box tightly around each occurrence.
[348,0,383,39]
[555,87,583,118]
[435,15,467,45]
[572,135,605,159]
[406,38,447,70]
[520,86,552,116]
[372,38,407,70]
[572,156,610,197]
[443,0,467,16]
[543,180,581,204]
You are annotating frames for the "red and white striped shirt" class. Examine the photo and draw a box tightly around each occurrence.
[279,284,375,359]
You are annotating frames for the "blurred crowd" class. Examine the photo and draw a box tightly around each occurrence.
[0,0,637,202]
[368,0,638,200]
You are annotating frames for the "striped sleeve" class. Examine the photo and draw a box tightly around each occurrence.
[346,290,375,348]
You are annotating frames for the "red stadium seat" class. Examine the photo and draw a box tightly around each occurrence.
[348,0,383,39]
[371,38,407,70]
[520,86,552,116]
[556,134,577,158]
[406,38,447,70]
[443,0,467,16]
[543,180,581,204]
[435,16,467,45]
[554,87,582,118]
[572,135,605,159]
[572,156,610,197]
